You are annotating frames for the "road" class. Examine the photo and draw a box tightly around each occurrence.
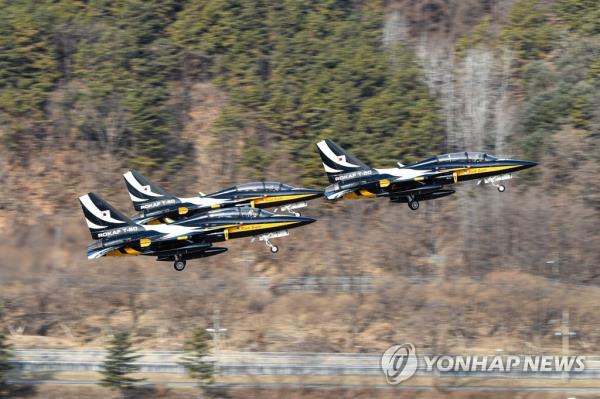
[7,379,600,394]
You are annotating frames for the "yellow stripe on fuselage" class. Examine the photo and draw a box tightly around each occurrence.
[252,193,315,205]
[456,165,518,178]
[226,221,297,234]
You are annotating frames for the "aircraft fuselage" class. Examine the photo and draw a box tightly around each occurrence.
[318,144,537,210]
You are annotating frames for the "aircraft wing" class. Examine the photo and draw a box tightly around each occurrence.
[85,234,155,259]
[86,227,213,259]
[145,242,214,257]
[390,168,467,184]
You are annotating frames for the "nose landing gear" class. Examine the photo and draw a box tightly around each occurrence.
[262,237,279,254]
[477,174,511,192]
[275,202,308,217]
[252,230,289,254]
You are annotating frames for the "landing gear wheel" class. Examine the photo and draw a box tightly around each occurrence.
[270,245,279,254]
[408,200,420,211]
[173,259,186,271]
[497,185,506,192]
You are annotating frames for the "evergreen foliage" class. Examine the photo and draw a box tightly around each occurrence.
[0,0,59,146]
[501,0,555,60]
[1,0,599,181]
[0,1,445,183]
[172,0,443,184]
[0,331,13,388]
[555,0,600,35]
[455,16,493,57]
[456,0,600,161]
[179,327,215,391]
[100,331,144,393]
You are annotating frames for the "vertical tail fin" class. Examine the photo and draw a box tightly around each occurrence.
[316,139,372,183]
[123,170,176,211]
[78,193,141,240]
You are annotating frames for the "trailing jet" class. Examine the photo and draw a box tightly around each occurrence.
[123,170,322,224]
[79,193,315,271]
[316,139,536,210]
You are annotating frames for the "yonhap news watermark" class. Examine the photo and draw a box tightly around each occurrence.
[381,343,586,384]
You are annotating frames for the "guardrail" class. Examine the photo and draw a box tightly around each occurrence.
[10,350,600,379]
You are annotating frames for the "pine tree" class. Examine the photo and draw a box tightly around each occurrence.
[100,332,144,395]
[501,0,555,60]
[0,1,59,147]
[179,328,215,392]
[0,331,13,389]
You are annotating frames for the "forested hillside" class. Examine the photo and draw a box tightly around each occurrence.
[1,0,599,190]
[1,0,600,356]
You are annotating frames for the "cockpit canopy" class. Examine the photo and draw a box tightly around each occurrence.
[211,181,295,196]
[198,207,274,219]
[236,182,294,191]
[407,152,497,168]
[439,152,497,162]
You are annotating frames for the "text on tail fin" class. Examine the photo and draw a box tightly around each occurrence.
[79,193,139,239]
[123,171,167,200]
[316,139,371,183]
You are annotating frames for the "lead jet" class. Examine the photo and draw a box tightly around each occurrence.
[123,170,322,224]
[79,193,315,271]
[316,139,536,210]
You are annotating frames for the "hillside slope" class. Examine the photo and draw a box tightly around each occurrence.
[0,0,599,354]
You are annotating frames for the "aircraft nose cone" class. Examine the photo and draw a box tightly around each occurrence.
[520,160,537,170]
[294,216,316,226]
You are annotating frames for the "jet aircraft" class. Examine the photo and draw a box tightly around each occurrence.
[79,192,315,271]
[316,139,536,210]
[123,170,322,224]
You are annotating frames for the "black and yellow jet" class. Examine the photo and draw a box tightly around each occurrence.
[316,139,537,210]
[80,193,315,271]
[123,170,322,224]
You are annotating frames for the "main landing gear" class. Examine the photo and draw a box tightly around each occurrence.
[497,185,506,192]
[408,199,420,211]
[173,256,186,271]
[407,194,420,211]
